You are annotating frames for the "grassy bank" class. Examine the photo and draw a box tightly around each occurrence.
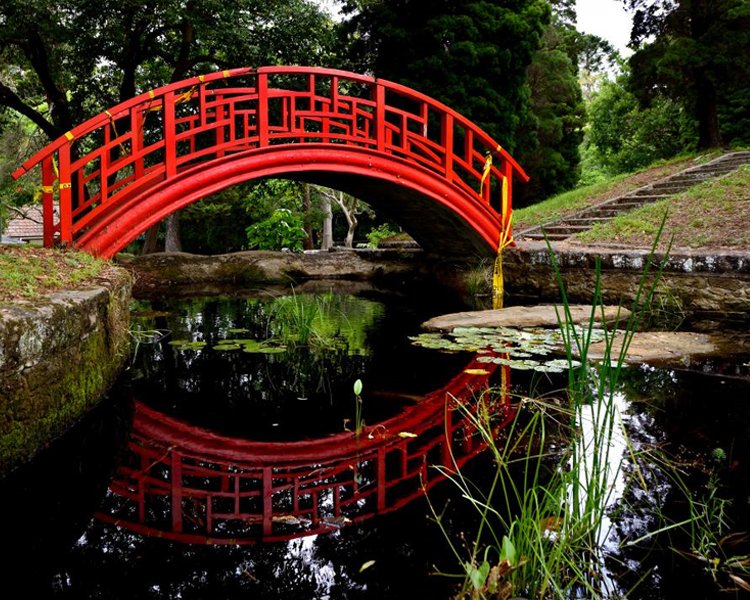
[513,150,736,246]
[0,245,107,303]
[577,164,750,251]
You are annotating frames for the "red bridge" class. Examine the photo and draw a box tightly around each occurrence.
[12,66,528,258]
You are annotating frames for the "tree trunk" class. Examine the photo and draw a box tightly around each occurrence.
[320,194,333,250]
[141,224,160,254]
[164,213,182,252]
[344,212,357,248]
[695,72,723,149]
[302,184,314,250]
[332,191,358,248]
[691,0,723,149]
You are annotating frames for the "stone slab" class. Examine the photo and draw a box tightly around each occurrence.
[421,304,632,332]
[582,331,724,363]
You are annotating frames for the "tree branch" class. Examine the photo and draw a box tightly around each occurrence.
[0,81,59,138]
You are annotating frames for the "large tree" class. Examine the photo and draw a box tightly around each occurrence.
[516,1,605,203]
[623,0,750,149]
[340,0,550,154]
[0,0,337,250]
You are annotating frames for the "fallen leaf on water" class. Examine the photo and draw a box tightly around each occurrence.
[359,560,376,573]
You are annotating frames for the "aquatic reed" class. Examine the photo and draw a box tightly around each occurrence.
[429,216,672,599]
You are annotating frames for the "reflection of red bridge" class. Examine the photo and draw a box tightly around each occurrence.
[13,66,527,258]
[96,360,512,544]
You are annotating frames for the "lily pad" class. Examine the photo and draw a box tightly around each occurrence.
[213,343,243,351]
[244,346,287,354]
[238,339,287,354]
[168,339,207,351]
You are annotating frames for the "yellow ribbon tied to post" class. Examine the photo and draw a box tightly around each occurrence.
[487,145,512,309]
[481,150,493,186]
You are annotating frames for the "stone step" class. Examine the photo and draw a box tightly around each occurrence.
[624,194,670,201]
[648,184,693,193]
[693,164,749,174]
[541,225,593,234]
[564,217,614,225]
[520,152,750,243]
[667,174,717,184]
[691,166,744,175]
[582,208,631,218]
[521,232,570,241]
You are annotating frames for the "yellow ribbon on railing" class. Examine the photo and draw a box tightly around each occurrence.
[481,144,503,187]
[105,110,131,157]
[481,151,492,186]
[145,85,198,113]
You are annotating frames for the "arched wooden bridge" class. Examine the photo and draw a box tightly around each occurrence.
[12,66,528,258]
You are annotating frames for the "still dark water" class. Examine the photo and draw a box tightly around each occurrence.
[3,281,750,599]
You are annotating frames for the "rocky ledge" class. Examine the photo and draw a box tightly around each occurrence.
[0,266,132,474]
[115,247,432,297]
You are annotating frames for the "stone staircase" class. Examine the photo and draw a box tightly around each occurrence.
[516,151,750,242]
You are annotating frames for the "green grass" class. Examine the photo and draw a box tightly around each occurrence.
[514,174,633,229]
[0,245,107,301]
[513,151,725,232]
[577,163,750,249]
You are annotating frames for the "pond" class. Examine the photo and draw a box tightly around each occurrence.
[3,280,750,599]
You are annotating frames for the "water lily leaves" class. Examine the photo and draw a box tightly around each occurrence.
[409,333,464,352]
[168,339,207,350]
[213,343,243,351]
[411,325,602,374]
[239,339,287,354]
[213,338,287,353]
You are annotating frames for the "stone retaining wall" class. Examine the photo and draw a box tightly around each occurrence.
[504,242,750,326]
[0,267,132,474]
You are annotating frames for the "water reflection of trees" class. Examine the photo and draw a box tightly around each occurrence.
[130,294,387,439]
[129,293,476,440]
[604,364,750,599]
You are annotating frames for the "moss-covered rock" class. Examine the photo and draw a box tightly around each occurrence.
[0,267,132,475]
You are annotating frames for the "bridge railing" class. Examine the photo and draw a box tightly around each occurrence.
[13,66,527,248]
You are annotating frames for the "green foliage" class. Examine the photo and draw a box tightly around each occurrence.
[341,0,550,155]
[586,73,697,174]
[268,292,384,354]
[364,223,399,248]
[0,111,45,231]
[180,179,306,254]
[625,0,750,149]
[179,186,255,254]
[0,0,339,138]
[517,23,586,204]
[245,208,306,251]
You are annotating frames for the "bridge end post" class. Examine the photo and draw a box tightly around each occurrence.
[41,157,56,247]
